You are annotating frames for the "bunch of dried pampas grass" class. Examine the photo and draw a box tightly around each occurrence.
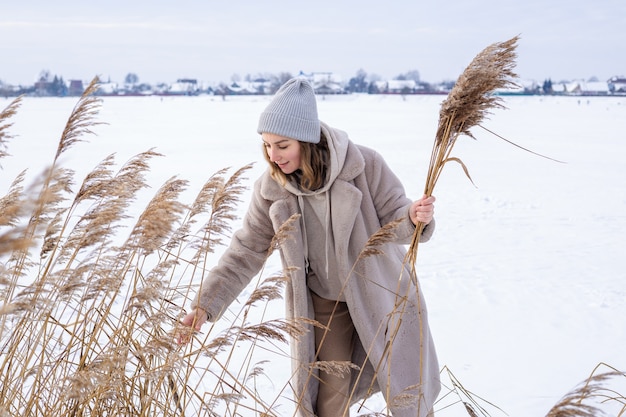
[405,35,520,272]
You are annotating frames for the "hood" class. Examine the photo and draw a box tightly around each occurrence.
[283,121,349,197]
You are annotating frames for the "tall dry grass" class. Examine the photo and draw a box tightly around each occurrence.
[1,75,624,417]
[0,78,303,417]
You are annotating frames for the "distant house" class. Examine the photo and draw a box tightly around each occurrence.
[97,82,119,95]
[552,79,610,96]
[609,76,626,93]
[389,79,419,94]
[68,80,84,96]
[34,79,51,96]
[371,79,421,94]
[164,78,200,95]
[299,72,345,94]
[580,81,610,95]
[495,78,538,95]
[222,78,272,95]
[225,81,259,95]
[0,81,20,97]
[250,78,272,94]
[313,81,344,94]
[33,75,67,96]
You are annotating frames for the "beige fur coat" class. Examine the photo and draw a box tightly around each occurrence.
[193,122,440,416]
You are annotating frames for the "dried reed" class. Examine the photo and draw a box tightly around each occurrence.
[434,365,506,417]
[0,96,22,164]
[545,363,626,417]
[406,35,520,270]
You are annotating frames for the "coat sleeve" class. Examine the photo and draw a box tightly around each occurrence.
[191,178,276,321]
[362,148,435,244]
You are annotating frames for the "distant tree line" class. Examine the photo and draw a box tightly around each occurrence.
[2,68,623,97]
[0,68,438,97]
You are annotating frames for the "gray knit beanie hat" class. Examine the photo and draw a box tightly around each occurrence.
[257,77,320,144]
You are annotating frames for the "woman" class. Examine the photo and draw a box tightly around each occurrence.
[181,77,440,417]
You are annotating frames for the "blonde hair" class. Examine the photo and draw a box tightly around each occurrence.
[263,133,329,191]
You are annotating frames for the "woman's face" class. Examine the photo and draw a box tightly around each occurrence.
[262,133,301,174]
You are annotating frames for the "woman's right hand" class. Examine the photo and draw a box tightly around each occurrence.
[178,308,208,345]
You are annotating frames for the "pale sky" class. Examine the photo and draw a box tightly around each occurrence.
[2,0,625,86]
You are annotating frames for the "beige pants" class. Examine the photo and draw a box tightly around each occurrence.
[311,292,436,417]
[311,291,356,417]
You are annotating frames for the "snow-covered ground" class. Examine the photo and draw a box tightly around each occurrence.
[2,93,625,416]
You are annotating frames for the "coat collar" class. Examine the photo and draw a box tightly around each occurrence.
[323,121,365,183]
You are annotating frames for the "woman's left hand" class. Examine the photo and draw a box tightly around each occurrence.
[410,195,436,226]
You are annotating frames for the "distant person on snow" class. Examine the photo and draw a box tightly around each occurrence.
[181,77,440,417]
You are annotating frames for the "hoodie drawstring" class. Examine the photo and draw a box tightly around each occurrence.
[297,195,310,275]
